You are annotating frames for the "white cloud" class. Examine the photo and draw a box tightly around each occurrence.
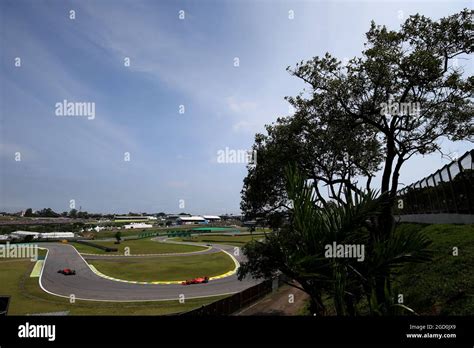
[226,96,258,113]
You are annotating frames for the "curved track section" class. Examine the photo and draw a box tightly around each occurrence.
[39,243,258,302]
[78,237,214,258]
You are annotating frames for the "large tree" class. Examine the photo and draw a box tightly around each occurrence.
[241,109,382,222]
[241,9,473,307]
[242,9,472,226]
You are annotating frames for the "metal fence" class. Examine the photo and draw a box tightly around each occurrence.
[181,277,284,315]
[396,149,474,214]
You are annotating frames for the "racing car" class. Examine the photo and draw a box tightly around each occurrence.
[181,276,209,285]
[57,268,76,275]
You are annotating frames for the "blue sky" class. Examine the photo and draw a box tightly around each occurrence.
[0,0,472,214]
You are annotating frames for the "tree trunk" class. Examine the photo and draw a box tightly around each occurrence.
[379,138,396,239]
[374,138,397,311]
[302,283,325,315]
[308,295,326,316]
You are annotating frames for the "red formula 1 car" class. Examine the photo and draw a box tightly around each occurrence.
[57,268,76,275]
[181,276,209,285]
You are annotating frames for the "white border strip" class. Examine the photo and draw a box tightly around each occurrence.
[37,244,242,302]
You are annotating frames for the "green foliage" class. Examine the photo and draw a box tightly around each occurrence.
[69,209,78,219]
[35,208,59,217]
[240,8,471,315]
[239,165,432,315]
[22,235,34,243]
[241,8,473,222]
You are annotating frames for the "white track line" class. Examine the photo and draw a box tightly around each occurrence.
[37,243,241,302]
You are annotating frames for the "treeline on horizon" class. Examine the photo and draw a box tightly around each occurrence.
[0,209,194,219]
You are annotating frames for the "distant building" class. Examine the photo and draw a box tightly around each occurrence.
[10,231,40,239]
[124,222,153,229]
[10,231,75,240]
[40,232,75,239]
[203,215,221,222]
[220,214,242,221]
[166,214,179,221]
[166,214,191,225]
[176,216,206,225]
[243,220,257,227]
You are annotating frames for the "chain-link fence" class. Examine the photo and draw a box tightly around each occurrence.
[396,150,474,215]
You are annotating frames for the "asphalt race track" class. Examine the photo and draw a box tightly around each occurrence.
[38,242,260,301]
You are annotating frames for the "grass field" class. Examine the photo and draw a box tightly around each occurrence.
[394,223,474,315]
[0,247,47,262]
[0,258,227,315]
[89,251,235,281]
[299,223,474,316]
[175,233,266,246]
[71,238,206,255]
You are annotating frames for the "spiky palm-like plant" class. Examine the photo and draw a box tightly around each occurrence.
[239,164,432,315]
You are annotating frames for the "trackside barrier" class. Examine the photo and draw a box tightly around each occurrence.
[181,276,286,315]
[166,231,191,238]
[75,240,118,252]
[137,231,160,239]
[396,149,474,214]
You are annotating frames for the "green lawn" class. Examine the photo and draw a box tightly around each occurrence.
[89,251,236,282]
[0,248,47,262]
[298,223,474,316]
[71,238,206,255]
[175,233,266,246]
[0,258,227,315]
[394,223,474,315]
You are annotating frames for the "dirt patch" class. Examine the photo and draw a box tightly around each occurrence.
[236,284,309,316]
